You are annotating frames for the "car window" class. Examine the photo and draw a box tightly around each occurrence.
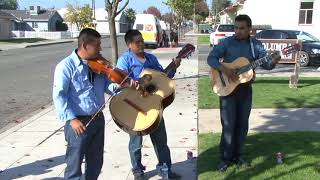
[257,30,280,39]
[218,25,234,32]
[136,24,144,31]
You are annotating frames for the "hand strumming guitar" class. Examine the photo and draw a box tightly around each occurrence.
[220,65,238,82]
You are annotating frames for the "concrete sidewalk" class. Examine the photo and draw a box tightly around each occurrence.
[0,40,199,179]
[199,108,320,134]
[0,39,76,51]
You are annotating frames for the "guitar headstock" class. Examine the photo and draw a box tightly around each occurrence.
[177,43,195,59]
[281,44,301,55]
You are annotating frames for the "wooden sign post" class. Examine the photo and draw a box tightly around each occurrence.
[259,39,302,88]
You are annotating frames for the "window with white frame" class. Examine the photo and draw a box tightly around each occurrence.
[299,1,314,25]
[32,22,38,28]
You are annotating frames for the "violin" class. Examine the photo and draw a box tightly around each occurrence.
[87,55,153,94]
[87,56,129,84]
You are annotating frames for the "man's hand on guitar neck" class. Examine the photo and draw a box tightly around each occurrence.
[174,57,182,68]
[219,65,238,82]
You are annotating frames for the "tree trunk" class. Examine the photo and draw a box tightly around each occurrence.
[109,17,119,64]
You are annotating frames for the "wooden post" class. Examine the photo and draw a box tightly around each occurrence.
[289,40,302,88]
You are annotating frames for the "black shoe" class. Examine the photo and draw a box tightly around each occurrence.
[217,161,231,172]
[134,173,145,180]
[168,171,181,179]
[233,157,251,167]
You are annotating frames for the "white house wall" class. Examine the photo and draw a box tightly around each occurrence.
[26,21,48,31]
[239,0,320,39]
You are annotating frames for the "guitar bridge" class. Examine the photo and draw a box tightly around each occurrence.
[124,98,147,115]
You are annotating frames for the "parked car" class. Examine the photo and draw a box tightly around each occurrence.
[209,24,235,47]
[255,29,320,66]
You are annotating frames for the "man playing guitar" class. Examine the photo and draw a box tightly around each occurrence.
[116,29,182,180]
[207,14,280,172]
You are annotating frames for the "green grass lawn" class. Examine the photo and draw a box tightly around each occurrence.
[0,38,48,44]
[199,76,320,109]
[198,35,210,45]
[198,132,320,180]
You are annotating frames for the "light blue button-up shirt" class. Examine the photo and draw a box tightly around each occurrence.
[207,35,275,70]
[53,50,117,122]
[116,49,176,80]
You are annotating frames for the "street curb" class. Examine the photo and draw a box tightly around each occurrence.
[25,40,76,48]
[0,104,54,140]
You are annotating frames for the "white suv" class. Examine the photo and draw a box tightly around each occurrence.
[210,24,235,47]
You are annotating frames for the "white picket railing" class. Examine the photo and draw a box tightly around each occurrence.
[11,31,80,39]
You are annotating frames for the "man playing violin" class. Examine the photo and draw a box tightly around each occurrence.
[116,29,182,180]
[53,28,119,179]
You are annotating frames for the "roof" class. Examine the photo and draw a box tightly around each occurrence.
[2,9,60,21]
[0,10,14,19]
[58,8,123,22]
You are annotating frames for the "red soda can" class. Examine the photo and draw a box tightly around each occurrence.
[187,151,193,160]
[276,152,283,164]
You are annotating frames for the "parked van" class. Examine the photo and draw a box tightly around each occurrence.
[133,14,163,48]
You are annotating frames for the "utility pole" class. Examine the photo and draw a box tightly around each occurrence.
[193,2,196,33]
[92,0,96,28]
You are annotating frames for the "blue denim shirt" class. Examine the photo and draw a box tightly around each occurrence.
[207,35,275,70]
[53,50,117,122]
[116,49,176,79]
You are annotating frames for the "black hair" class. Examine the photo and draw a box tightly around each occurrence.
[235,14,252,27]
[124,29,142,45]
[78,28,101,49]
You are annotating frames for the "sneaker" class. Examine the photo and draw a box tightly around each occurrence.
[168,171,181,179]
[233,157,251,167]
[217,161,232,172]
[134,173,144,180]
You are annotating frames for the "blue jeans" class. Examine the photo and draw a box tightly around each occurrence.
[64,113,105,180]
[219,84,252,162]
[129,118,172,175]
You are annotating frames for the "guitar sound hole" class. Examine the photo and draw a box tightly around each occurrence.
[145,84,157,93]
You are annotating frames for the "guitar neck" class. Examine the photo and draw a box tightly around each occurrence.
[163,56,178,76]
[236,55,271,75]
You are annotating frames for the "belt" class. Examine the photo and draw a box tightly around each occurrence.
[77,111,103,121]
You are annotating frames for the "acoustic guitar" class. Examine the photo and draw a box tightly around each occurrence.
[211,44,299,96]
[109,44,195,135]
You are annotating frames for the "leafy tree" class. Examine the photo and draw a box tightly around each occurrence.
[105,0,129,63]
[123,8,136,26]
[146,6,161,19]
[0,0,18,10]
[64,3,93,30]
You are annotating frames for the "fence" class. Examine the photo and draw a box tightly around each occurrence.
[11,31,80,39]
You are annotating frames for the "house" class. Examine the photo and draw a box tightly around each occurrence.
[219,0,320,39]
[58,8,130,35]
[94,8,130,35]
[3,6,64,32]
[0,11,14,39]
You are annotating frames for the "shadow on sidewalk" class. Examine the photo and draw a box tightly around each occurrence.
[253,108,320,132]
[0,155,64,179]
[143,159,197,180]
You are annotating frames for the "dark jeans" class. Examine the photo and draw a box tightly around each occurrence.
[129,118,172,175]
[219,84,252,162]
[64,112,105,180]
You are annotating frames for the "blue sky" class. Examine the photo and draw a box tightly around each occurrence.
[18,0,174,13]
[18,0,236,13]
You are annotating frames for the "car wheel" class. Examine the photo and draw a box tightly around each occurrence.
[299,51,310,67]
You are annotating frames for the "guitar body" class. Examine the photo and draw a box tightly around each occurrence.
[211,57,254,96]
[109,43,195,135]
[140,69,176,108]
[109,69,176,135]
